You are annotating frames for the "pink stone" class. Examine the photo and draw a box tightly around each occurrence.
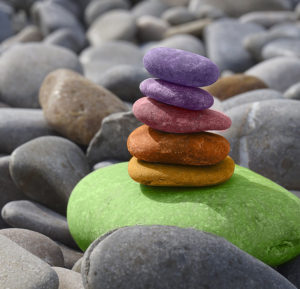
[133,97,232,133]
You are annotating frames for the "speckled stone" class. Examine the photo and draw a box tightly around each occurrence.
[133,97,231,133]
[140,78,214,110]
[143,47,219,87]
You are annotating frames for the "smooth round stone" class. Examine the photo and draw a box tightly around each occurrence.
[133,97,231,133]
[127,125,230,166]
[143,47,219,87]
[140,78,214,110]
[67,162,300,266]
[128,156,235,186]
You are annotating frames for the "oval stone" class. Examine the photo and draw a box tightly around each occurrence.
[127,125,230,165]
[143,47,219,87]
[67,162,300,266]
[140,78,214,110]
[128,156,235,186]
[133,97,231,133]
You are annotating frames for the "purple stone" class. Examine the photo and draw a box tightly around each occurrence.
[140,78,214,110]
[143,47,220,87]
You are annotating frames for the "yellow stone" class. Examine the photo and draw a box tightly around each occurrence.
[128,156,235,187]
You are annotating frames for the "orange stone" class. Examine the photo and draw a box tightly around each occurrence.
[127,125,230,166]
[128,156,235,187]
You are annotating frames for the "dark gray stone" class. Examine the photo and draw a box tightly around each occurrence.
[93,160,121,170]
[53,267,84,289]
[0,108,57,154]
[56,242,83,269]
[10,136,90,214]
[31,1,83,37]
[97,65,150,102]
[0,228,64,266]
[1,200,77,248]
[162,6,196,26]
[132,0,169,18]
[262,39,300,59]
[284,82,300,100]
[87,10,137,46]
[72,257,82,273]
[240,11,297,28]
[85,0,130,26]
[87,111,142,165]
[219,99,300,190]
[0,43,82,108]
[204,18,264,72]
[81,225,296,289]
[80,41,143,83]
[0,2,13,42]
[0,234,59,289]
[44,28,86,53]
[278,255,300,288]
[246,57,300,92]
[222,89,283,111]
[0,156,26,228]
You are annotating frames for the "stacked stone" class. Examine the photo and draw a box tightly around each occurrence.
[127,47,235,187]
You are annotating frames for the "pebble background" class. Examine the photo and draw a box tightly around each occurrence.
[0,0,300,288]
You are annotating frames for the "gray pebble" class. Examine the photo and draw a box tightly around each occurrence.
[56,242,83,269]
[0,43,82,108]
[132,0,169,18]
[87,111,142,166]
[191,4,226,19]
[262,39,300,59]
[0,234,59,289]
[47,0,81,18]
[72,257,82,273]
[93,160,121,170]
[53,267,84,289]
[220,99,300,190]
[0,108,57,154]
[222,89,283,111]
[0,228,64,267]
[87,10,137,46]
[162,6,196,26]
[10,136,90,214]
[97,65,150,102]
[204,18,264,72]
[277,255,300,288]
[1,200,77,248]
[0,2,13,42]
[81,225,296,289]
[246,56,300,92]
[284,82,300,100]
[85,0,130,26]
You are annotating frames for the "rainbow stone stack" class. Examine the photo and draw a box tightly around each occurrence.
[127,47,235,187]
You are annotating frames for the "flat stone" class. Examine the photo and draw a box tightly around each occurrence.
[87,111,142,166]
[0,234,59,289]
[85,0,130,26]
[284,82,300,100]
[10,136,90,214]
[219,99,300,190]
[222,89,283,111]
[144,47,219,87]
[98,65,150,103]
[246,57,300,92]
[0,156,26,228]
[133,97,232,133]
[81,226,297,289]
[0,108,57,154]
[128,125,230,165]
[56,242,83,269]
[143,34,205,55]
[128,156,235,186]
[140,78,214,110]
[204,18,264,72]
[80,41,143,84]
[0,228,64,266]
[203,74,268,101]
[87,10,137,46]
[262,39,300,59]
[53,267,84,289]
[0,43,82,108]
[132,0,169,18]
[162,6,196,26]
[40,69,128,146]
[67,161,300,267]
[2,200,77,248]
[278,255,300,288]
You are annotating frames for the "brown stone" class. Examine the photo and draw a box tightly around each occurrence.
[128,156,235,187]
[127,125,230,165]
[39,69,128,145]
[203,74,268,101]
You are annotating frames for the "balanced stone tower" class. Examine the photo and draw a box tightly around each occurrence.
[128,47,235,187]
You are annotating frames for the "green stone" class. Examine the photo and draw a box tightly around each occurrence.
[67,162,300,266]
